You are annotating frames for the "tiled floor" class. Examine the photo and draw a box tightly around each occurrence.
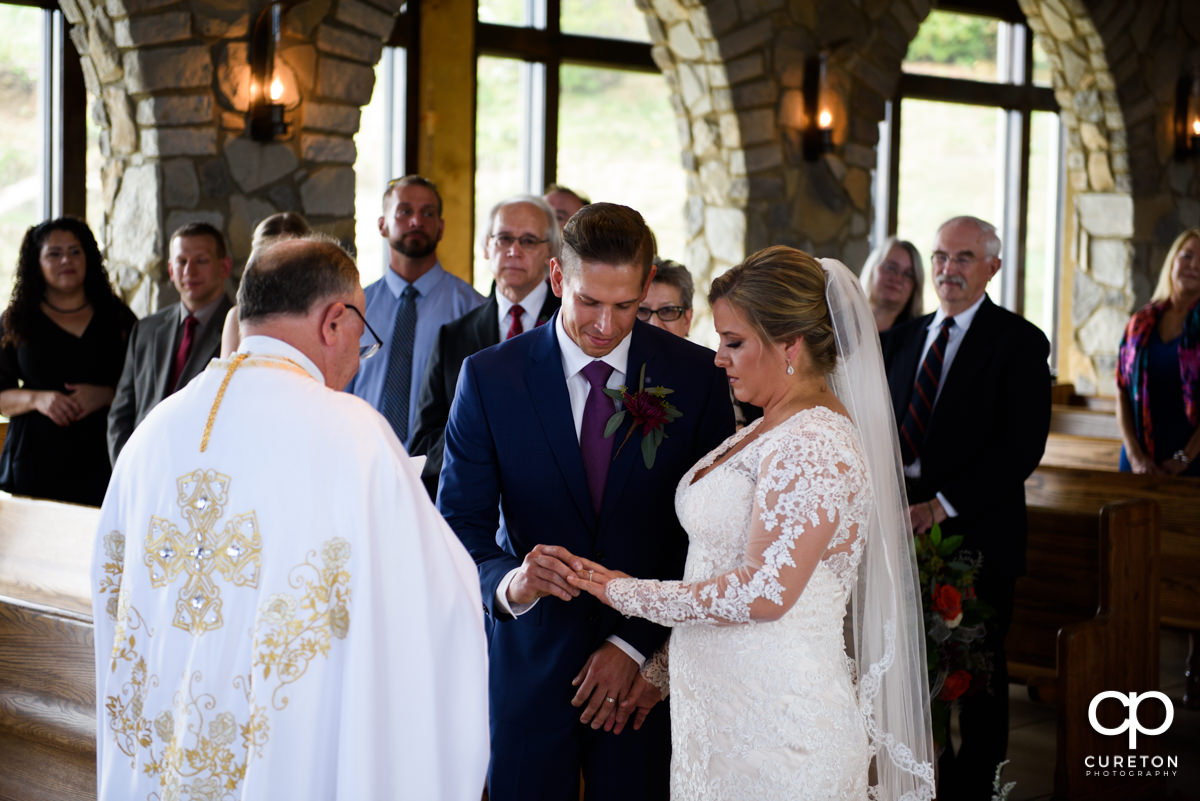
[999,628,1199,800]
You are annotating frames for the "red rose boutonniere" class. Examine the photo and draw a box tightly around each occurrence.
[603,363,682,469]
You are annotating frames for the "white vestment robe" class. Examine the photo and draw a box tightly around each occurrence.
[92,335,488,801]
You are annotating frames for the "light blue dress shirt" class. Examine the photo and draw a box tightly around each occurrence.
[348,263,484,446]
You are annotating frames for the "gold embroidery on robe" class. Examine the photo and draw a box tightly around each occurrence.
[253,537,352,710]
[98,531,125,622]
[143,470,262,634]
[103,536,350,797]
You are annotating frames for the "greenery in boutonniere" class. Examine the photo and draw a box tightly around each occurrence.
[914,520,994,752]
[603,363,682,469]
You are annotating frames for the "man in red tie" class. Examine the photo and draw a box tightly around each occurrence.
[410,195,562,499]
[881,215,1051,800]
[108,222,233,463]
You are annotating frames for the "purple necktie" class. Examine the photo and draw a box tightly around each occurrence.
[580,360,615,512]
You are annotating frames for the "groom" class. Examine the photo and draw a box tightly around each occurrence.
[439,203,734,800]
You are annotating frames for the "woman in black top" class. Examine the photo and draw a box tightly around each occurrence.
[0,217,136,505]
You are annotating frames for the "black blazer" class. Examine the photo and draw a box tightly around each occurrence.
[107,297,233,464]
[880,296,1051,577]
[410,286,559,498]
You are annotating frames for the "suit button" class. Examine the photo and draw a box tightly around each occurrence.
[587,613,601,623]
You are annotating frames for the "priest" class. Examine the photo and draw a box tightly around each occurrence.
[92,235,488,800]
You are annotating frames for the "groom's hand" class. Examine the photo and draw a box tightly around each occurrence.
[611,674,662,735]
[507,544,583,605]
[571,643,637,731]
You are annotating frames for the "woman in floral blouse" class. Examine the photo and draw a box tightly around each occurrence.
[1116,228,1200,477]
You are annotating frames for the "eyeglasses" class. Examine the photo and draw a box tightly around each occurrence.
[637,305,688,322]
[491,233,548,250]
[931,252,980,269]
[344,303,383,359]
[878,260,916,282]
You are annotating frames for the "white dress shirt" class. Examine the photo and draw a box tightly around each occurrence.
[495,280,550,341]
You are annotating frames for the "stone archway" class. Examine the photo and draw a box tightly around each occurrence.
[60,0,404,314]
[635,0,931,336]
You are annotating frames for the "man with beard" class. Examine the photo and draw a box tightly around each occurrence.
[348,175,484,447]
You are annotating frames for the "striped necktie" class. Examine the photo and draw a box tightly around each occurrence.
[381,285,418,443]
[899,317,955,466]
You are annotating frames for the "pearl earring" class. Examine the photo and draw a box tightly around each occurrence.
[786,363,795,376]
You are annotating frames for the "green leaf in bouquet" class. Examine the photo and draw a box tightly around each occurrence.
[930,521,942,547]
[641,431,657,468]
[603,411,626,438]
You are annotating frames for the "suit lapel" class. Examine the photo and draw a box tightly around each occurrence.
[536,287,560,327]
[152,305,181,402]
[474,301,500,348]
[525,316,596,527]
[936,298,997,411]
[891,314,932,420]
[598,324,656,523]
[182,297,231,383]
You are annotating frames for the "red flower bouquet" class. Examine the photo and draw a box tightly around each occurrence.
[603,364,682,469]
[914,521,994,752]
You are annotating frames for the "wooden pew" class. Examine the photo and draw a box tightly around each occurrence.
[1026,466,1200,715]
[1005,499,1160,801]
[0,491,99,801]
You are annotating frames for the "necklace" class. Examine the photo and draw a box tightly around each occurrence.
[43,297,90,314]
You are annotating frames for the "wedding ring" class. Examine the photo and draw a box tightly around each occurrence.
[605,697,617,704]
[588,570,594,581]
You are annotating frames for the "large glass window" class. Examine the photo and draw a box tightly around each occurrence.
[0,4,48,294]
[880,8,1061,357]
[474,0,683,283]
[557,64,684,262]
[354,48,406,287]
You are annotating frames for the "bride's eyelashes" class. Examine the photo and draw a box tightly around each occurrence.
[725,340,743,349]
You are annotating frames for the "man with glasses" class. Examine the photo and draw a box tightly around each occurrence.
[91,235,488,800]
[410,195,562,498]
[347,175,484,449]
[881,215,1050,800]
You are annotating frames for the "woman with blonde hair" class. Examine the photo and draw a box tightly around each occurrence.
[1116,227,1200,476]
[861,237,924,332]
[569,246,935,800]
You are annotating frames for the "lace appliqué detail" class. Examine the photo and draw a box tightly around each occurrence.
[605,408,881,800]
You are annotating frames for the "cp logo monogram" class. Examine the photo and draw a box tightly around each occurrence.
[1087,691,1174,749]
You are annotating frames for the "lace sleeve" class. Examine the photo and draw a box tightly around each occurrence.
[641,643,669,697]
[606,428,864,627]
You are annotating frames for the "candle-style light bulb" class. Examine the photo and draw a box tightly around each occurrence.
[270,77,284,102]
[818,109,832,129]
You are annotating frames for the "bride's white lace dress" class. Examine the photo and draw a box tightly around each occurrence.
[607,406,872,800]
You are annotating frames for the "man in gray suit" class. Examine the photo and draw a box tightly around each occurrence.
[107,222,233,463]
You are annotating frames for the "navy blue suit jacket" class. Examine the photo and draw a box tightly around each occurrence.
[881,296,1051,577]
[439,314,734,731]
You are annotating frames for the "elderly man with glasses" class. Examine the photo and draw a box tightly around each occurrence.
[410,194,562,498]
[91,235,489,801]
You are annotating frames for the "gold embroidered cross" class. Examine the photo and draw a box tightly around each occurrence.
[144,470,262,634]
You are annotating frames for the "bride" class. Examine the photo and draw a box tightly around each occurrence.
[568,247,936,800]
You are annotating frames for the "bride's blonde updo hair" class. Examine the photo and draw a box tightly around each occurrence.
[708,245,838,375]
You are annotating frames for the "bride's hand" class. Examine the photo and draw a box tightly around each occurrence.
[566,558,630,607]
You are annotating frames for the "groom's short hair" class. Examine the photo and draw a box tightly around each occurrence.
[559,202,656,282]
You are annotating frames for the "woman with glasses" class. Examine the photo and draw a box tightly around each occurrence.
[860,237,925,332]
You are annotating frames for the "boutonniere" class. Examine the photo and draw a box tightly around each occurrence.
[603,363,683,469]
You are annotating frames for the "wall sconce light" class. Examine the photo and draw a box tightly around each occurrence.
[249,2,288,142]
[803,52,834,161]
[1174,69,1200,159]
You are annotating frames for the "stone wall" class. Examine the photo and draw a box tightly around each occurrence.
[60,0,401,314]
[639,0,1200,395]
